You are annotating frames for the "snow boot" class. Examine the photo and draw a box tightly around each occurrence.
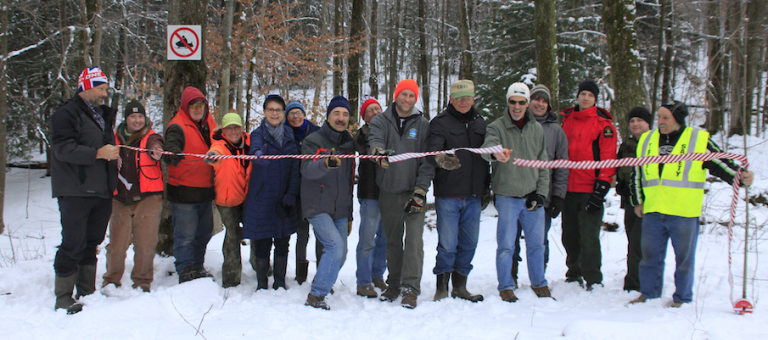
[295,260,309,285]
[75,264,97,299]
[401,287,418,309]
[433,273,450,301]
[451,273,484,302]
[372,278,388,291]
[255,258,270,290]
[500,289,518,303]
[305,293,330,310]
[379,286,401,302]
[272,256,288,290]
[532,286,552,299]
[54,273,77,312]
[357,284,378,298]
[510,261,519,288]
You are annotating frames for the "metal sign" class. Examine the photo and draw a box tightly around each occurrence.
[167,25,202,61]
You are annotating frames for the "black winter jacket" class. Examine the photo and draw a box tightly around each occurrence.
[354,124,379,200]
[300,122,355,220]
[427,104,490,198]
[50,95,118,199]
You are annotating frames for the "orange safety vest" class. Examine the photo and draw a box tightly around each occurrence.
[114,129,164,195]
[166,111,216,188]
[209,133,251,207]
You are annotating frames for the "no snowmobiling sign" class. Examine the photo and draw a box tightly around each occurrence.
[167,25,202,60]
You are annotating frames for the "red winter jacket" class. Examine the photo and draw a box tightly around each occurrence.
[560,105,617,193]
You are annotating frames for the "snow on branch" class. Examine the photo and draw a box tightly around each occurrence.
[4,26,75,60]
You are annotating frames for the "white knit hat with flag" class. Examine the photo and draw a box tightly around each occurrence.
[77,66,108,93]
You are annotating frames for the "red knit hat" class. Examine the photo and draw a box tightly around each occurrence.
[394,79,419,103]
[360,97,381,120]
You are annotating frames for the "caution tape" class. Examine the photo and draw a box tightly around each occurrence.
[121,143,751,311]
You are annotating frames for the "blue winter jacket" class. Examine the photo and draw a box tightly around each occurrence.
[242,119,301,240]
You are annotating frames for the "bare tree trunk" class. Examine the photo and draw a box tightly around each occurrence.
[727,0,745,136]
[535,0,559,112]
[0,3,8,235]
[660,30,674,104]
[458,0,472,80]
[333,0,344,96]
[220,0,236,118]
[88,0,103,66]
[744,0,765,135]
[313,0,329,113]
[77,0,90,70]
[159,0,209,256]
[110,26,127,109]
[347,0,364,125]
[417,0,430,118]
[651,0,668,115]
[603,0,644,139]
[437,0,446,111]
[368,0,379,98]
[706,0,725,134]
[60,0,71,99]
[387,0,401,104]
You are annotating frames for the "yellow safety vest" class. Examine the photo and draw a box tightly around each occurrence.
[637,127,709,218]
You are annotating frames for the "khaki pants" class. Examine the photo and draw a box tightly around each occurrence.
[102,195,162,290]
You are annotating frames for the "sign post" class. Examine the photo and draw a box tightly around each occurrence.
[167,25,202,61]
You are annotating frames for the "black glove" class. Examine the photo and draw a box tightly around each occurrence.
[404,187,427,214]
[435,153,461,170]
[549,196,564,218]
[586,180,611,212]
[525,192,545,211]
[371,147,393,169]
[481,187,493,210]
[204,151,217,164]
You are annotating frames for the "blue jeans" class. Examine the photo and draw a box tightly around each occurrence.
[433,197,481,276]
[356,199,388,286]
[639,213,699,303]
[495,195,547,291]
[171,202,213,273]
[308,214,348,296]
[513,209,552,266]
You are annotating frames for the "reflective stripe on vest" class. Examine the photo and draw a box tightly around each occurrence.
[637,127,709,218]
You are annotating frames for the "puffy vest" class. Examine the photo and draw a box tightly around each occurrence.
[167,111,216,188]
[114,129,164,195]
[637,127,709,218]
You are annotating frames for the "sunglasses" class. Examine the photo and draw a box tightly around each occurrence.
[508,99,527,106]
[189,102,206,110]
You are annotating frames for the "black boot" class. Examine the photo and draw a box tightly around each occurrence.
[451,272,484,302]
[273,256,288,290]
[295,260,309,285]
[255,258,270,290]
[75,264,97,299]
[54,273,77,312]
[433,273,450,301]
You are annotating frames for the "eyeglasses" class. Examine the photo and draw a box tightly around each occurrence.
[189,102,206,110]
[265,108,283,114]
[287,111,304,117]
[508,99,527,106]
[454,96,474,103]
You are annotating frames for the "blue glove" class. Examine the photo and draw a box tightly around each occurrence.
[252,149,269,167]
[282,194,296,207]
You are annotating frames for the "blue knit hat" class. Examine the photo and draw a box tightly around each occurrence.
[285,100,305,117]
[326,96,351,117]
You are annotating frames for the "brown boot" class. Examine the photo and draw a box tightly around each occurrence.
[401,288,418,309]
[357,284,378,298]
[629,296,647,305]
[500,289,518,303]
[295,260,309,285]
[305,293,330,310]
[372,278,388,291]
[532,286,552,298]
[379,286,401,302]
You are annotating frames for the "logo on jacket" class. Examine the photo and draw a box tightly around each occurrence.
[408,128,417,139]
[603,126,614,138]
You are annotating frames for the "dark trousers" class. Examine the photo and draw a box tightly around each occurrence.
[561,192,604,285]
[379,190,426,295]
[295,199,323,263]
[623,205,643,291]
[54,197,112,277]
[219,205,243,286]
[253,237,290,260]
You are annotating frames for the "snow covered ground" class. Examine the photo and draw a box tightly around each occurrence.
[1,134,767,340]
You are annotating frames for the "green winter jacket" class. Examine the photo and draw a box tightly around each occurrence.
[481,109,549,198]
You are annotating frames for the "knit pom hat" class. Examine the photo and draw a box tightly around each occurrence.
[77,66,108,93]
[628,107,652,126]
[327,95,351,117]
[661,100,688,126]
[577,80,599,98]
[285,100,305,117]
[394,79,419,103]
[360,96,381,121]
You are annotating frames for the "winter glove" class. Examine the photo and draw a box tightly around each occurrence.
[204,151,218,164]
[586,180,611,212]
[282,193,296,208]
[348,220,353,236]
[371,147,393,169]
[549,196,564,218]
[481,187,493,210]
[435,153,461,170]
[404,187,427,214]
[252,149,269,167]
[525,192,545,212]
[325,148,341,169]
